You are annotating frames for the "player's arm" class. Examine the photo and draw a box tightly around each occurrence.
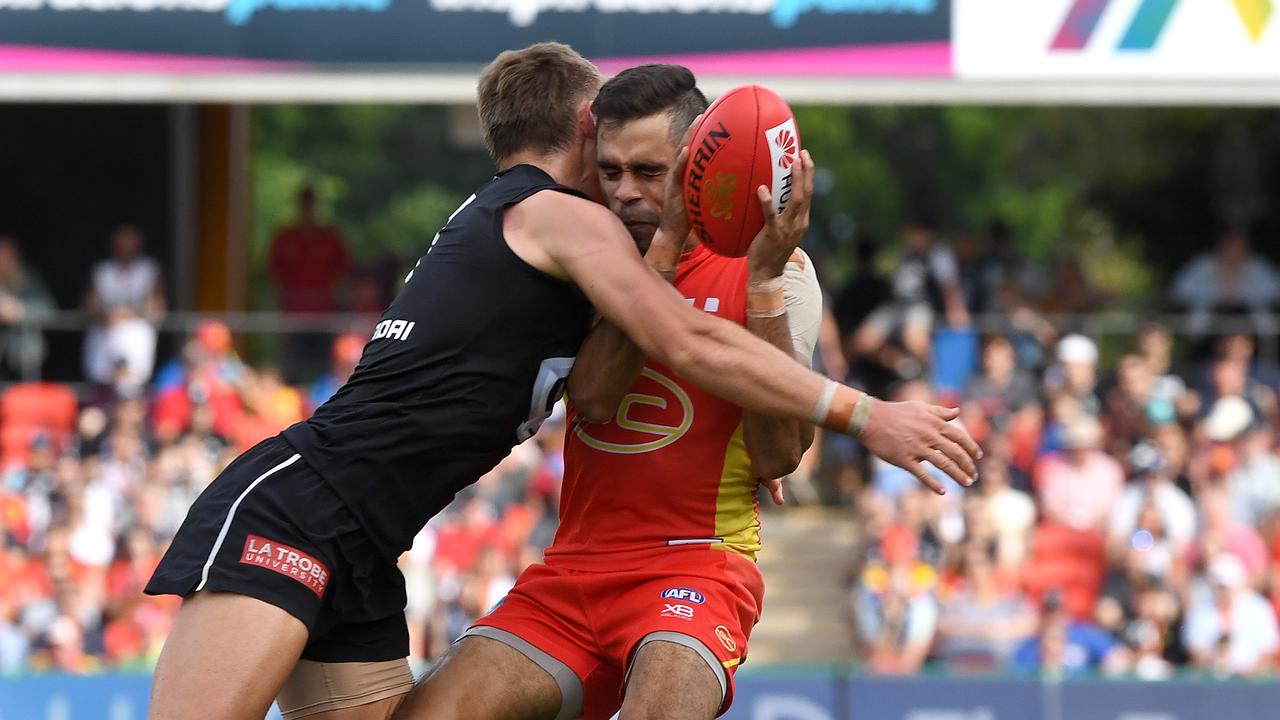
[742,257,820,477]
[739,164,820,481]
[508,175,981,493]
[566,318,646,423]
[566,243,683,423]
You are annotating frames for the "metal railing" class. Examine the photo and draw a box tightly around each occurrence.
[3,308,1277,384]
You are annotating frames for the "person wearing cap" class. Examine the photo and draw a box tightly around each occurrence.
[1034,416,1125,532]
[1044,333,1102,418]
[1108,441,1197,554]
[1182,553,1278,676]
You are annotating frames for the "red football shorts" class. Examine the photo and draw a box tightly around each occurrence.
[465,549,764,719]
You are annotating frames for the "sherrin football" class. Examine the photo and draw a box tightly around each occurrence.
[682,85,801,257]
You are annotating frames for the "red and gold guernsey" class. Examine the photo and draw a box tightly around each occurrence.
[547,244,763,571]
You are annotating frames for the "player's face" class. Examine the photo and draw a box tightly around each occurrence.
[596,113,676,250]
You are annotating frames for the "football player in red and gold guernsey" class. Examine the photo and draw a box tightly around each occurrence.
[397,66,824,720]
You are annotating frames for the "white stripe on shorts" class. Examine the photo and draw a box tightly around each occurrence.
[196,453,302,592]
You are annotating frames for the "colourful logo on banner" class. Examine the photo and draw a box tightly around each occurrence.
[1051,0,1273,50]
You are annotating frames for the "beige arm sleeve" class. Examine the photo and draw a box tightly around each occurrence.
[782,248,824,364]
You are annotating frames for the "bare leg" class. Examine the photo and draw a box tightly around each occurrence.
[149,592,308,720]
[618,641,722,720]
[392,636,562,720]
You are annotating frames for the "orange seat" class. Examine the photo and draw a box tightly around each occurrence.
[1,383,77,434]
[0,383,78,469]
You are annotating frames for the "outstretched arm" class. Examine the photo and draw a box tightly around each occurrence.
[506,190,980,493]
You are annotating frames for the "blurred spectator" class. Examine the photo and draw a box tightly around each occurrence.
[1034,416,1124,532]
[233,366,307,450]
[1097,505,1185,640]
[268,186,352,314]
[308,332,366,411]
[1040,256,1106,321]
[1108,441,1197,553]
[1136,323,1188,413]
[0,236,55,379]
[964,334,1037,433]
[268,186,352,383]
[836,237,905,392]
[81,225,165,396]
[1226,423,1280,528]
[974,457,1035,568]
[1188,487,1268,582]
[852,218,968,380]
[1197,353,1276,431]
[151,321,245,442]
[971,219,1042,315]
[1010,589,1121,678]
[1104,354,1158,454]
[1183,554,1278,676]
[853,526,939,674]
[935,540,1038,670]
[0,597,27,674]
[1172,229,1280,339]
[1118,584,1183,680]
[1043,334,1102,419]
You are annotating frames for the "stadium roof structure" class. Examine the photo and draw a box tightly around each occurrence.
[6,74,1280,106]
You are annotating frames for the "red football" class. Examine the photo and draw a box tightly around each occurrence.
[682,85,801,257]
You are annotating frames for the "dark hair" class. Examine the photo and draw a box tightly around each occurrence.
[593,64,708,144]
[477,42,602,163]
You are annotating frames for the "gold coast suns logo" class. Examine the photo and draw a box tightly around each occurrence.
[575,368,694,454]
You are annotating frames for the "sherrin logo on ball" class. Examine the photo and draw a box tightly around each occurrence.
[683,84,800,257]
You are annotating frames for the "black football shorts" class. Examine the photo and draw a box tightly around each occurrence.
[145,435,409,663]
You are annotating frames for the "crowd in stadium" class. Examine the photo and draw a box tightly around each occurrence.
[2,214,1280,681]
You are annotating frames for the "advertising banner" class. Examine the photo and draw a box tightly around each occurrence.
[0,0,950,76]
[6,672,1280,719]
[954,0,1280,80]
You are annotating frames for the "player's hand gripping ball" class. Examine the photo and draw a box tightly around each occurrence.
[682,85,801,257]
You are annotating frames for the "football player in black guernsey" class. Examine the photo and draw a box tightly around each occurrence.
[145,43,981,720]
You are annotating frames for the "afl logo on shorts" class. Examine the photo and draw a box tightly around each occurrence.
[715,625,737,653]
[661,587,706,604]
